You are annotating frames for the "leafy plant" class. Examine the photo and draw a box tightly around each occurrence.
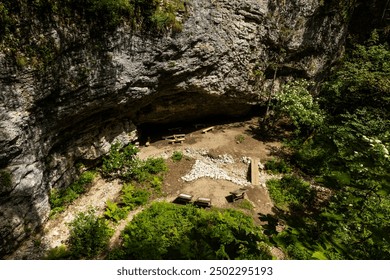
[236,199,254,210]
[272,79,325,136]
[120,183,150,209]
[104,200,129,223]
[67,208,113,259]
[102,143,139,178]
[116,202,272,260]
[44,245,72,260]
[49,171,97,216]
[171,151,183,162]
[266,175,315,211]
[264,158,292,174]
[235,134,245,143]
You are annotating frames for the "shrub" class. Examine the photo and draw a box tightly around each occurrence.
[265,158,292,174]
[102,143,139,177]
[49,171,97,216]
[171,151,183,162]
[266,175,315,211]
[150,176,163,193]
[118,202,272,260]
[120,184,150,209]
[104,200,129,223]
[67,209,113,259]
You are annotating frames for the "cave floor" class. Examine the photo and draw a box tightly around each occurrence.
[7,117,284,260]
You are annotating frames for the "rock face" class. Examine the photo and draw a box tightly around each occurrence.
[0,0,349,257]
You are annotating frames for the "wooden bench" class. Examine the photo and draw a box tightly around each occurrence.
[194,197,212,208]
[202,126,215,133]
[168,137,185,144]
[230,189,247,201]
[163,134,186,140]
[177,193,193,203]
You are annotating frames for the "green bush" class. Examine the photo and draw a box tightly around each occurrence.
[49,171,96,216]
[102,143,139,177]
[265,158,292,174]
[120,184,150,209]
[117,202,272,260]
[68,209,113,259]
[171,151,183,162]
[266,175,315,211]
[104,200,129,223]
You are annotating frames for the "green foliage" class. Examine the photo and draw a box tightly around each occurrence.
[120,183,150,209]
[0,0,186,69]
[117,202,272,260]
[102,143,167,185]
[44,245,72,260]
[235,134,245,143]
[68,208,113,259]
[264,158,292,174]
[104,200,129,223]
[171,151,183,162]
[266,175,315,211]
[236,199,254,211]
[49,171,97,216]
[273,79,325,136]
[102,143,139,177]
[321,41,390,118]
[269,39,390,260]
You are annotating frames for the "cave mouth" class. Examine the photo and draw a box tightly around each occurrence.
[137,108,264,145]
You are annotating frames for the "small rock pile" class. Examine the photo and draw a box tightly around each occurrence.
[182,159,250,186]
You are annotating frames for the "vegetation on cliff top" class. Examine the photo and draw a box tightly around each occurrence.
[0,0,187,68]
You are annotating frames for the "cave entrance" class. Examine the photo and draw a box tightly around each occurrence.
[136,113,261,146]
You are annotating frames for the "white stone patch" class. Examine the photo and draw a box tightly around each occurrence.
[182,159,250,186]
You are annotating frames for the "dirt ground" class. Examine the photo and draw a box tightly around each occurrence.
[6,118,283,260]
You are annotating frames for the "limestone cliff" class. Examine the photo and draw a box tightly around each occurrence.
[0,0,350,256]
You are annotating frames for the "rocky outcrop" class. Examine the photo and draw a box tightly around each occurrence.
[0,0,349,257]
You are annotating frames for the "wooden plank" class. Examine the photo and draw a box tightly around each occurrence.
[202,126,215,133]
[163,134,186,140]
[173,134,186,138]
[251,158,260,186]
[168,137,185,144]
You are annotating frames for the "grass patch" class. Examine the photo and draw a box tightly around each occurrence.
[236,199,254,210]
